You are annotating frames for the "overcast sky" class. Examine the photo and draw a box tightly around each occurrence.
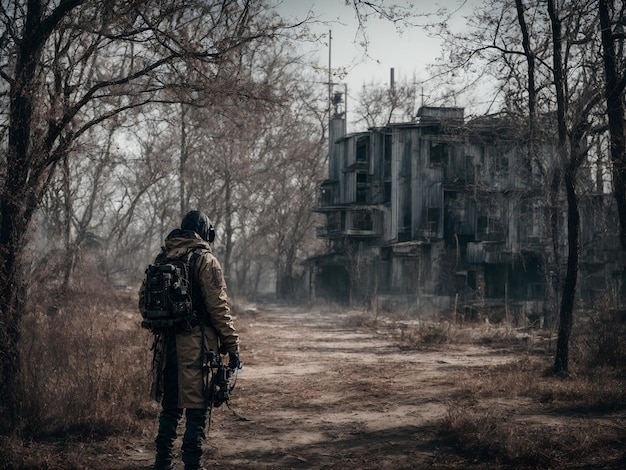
[273,0,476,124]
[274,1,474,87]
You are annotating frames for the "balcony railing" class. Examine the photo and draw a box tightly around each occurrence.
[316,208,383,238]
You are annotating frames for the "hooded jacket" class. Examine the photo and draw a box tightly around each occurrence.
[139,229,239,408]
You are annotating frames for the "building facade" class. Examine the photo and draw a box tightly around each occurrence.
[309,103,625,323]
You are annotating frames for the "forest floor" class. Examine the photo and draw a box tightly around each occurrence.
[8,301,626,469]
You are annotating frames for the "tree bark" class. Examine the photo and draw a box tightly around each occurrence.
[548,0,577,375]
[554,163,580,374]
[515,0,536,143]
[0,0,54,429]
[599,0,626,250]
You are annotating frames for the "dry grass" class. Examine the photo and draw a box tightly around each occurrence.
[577,304,626,368]
[444,404,625,468]
[442,357,626,468]
[14,288,153,440]
[393,319,539,352]
[348,304,626,468]
[3,296,626,469]
[0,283,159,469]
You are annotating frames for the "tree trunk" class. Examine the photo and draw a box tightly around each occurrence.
[62,154,74,296]
[599,0,626,250]
[0,0,48,429]
[515,0,537,149]
[223,173,234,280]
[0,203,27,432]
[516,0,565,326]
[180,103,189,216]
[548,0,578,375]
[554,167,579,374]
[0,135,40,429]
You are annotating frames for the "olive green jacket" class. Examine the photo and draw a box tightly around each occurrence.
[139,229,239,408]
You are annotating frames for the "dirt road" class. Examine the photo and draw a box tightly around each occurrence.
[120,303,521,470]
[9,302,623,469]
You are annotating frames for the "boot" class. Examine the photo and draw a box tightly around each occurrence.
[154,407,182,470]
[181,408,207,470]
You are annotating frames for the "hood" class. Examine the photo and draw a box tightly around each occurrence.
[163,229,212,258]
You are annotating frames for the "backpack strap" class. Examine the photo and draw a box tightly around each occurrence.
[189,247,207,266]
[154,246,167,264]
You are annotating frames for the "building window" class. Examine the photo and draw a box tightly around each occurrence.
[356,137,368,162]
[383,134,392,180]
[430,142,449,165]
[477,215,502,236]
[384,181,391,203]
[477,215,489,234]
[427,207,440,232]
[465,155,474,182]
[353,210,373,231]
[328,212,342,232]
[356,172,368,203]
[520,200,541,239]
[384,134,392,162]
[320,187,334,206]
[495,154,509,175]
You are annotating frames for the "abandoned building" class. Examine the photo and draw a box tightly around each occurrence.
[308,97,625,324]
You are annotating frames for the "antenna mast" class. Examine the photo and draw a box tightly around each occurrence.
[328,30,332,129]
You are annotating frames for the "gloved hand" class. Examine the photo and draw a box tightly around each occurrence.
[228,352,241,370]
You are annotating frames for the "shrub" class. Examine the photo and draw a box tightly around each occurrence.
[581,302,626,368]
[17,289,152,439]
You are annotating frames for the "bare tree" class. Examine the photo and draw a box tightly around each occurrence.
[353,76,420,129]
[546,0,603,374]
[598,0,626,250]
[0,0,288,430]
[433,0,613,373]
[152,34,330,299]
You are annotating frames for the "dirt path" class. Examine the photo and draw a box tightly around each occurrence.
[12,302,623,469]
[118,303,518,470]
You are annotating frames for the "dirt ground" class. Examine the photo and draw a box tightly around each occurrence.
[97,302,624,470]
[115,303,521,469]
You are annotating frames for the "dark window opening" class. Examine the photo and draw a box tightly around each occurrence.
[477,215,488,233]
[384,134,392,161]
[383,134,392,179]
[430,142,449,165]
[427,207,440,232]
[384,181,391,203]
[353,210,373,231]
[356,188,367,203]
[356,172,368,203]
[320,186,335,206]
[477,214,503,237]
[357,137,368,162]
[485,264,507,298]
[465,155,474,182]
[327,212,341,232]
[495,154,509,174]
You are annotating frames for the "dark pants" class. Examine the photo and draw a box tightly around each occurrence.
[154,334,208,470]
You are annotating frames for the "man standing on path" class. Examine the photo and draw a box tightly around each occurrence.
[139,210,240,470]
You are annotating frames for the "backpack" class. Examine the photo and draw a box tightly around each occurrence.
[141,249,202,332]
